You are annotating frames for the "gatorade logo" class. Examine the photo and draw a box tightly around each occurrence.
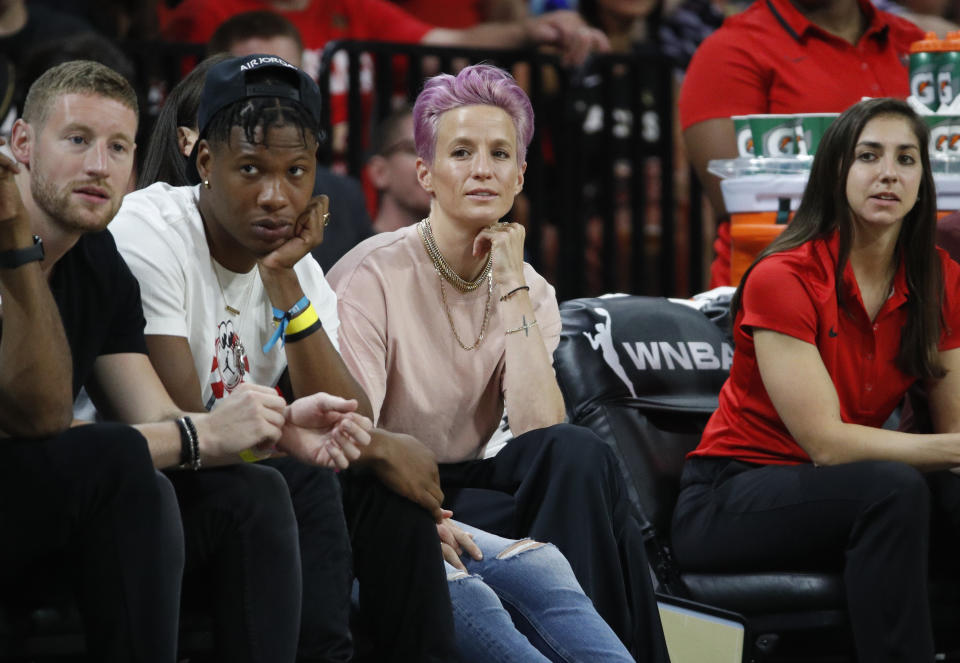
[930,124,951,153]
[913,72,937,106]
[763,127,796,156]
[736,127,754,157]
[950,131,960,152]
[939,72,955,106]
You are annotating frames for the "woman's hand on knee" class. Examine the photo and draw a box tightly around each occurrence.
[438,517,482,571]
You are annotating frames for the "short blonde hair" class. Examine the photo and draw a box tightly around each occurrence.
[22,60,137,128]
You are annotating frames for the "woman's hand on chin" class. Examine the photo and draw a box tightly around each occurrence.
[473,221,527,289]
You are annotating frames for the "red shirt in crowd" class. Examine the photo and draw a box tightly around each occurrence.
[391,0,485,28]
[679,0,923,130]
[162,0,432,52]
[690,232,960,465]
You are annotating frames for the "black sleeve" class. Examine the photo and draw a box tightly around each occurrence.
[99,235,149,357]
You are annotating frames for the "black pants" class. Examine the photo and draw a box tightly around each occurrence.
[439,423,670,663]
[0,424,183,662]
[168,462,302,663]
[671,457,960,663]
[264,459,458,663]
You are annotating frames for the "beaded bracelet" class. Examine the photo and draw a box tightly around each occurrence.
[177,416,201,471]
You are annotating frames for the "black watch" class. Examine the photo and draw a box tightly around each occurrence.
[0,235,43,269]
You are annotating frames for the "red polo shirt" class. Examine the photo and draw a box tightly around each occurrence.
[679,0,924,130]
[690,232,960,465]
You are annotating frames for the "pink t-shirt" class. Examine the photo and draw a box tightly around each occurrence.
[326,225,562,462]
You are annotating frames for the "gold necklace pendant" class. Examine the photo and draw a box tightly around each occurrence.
[211,258,254,318]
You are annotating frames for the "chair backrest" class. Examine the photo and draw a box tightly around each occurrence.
[554,295,731,547]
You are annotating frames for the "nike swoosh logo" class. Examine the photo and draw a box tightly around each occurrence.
[829,327,838,338]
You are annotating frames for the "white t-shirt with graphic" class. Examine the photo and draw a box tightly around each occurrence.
[111,182,340,410]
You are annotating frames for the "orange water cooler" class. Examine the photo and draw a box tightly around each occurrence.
[720,172,960,286]
[720,174,805,286]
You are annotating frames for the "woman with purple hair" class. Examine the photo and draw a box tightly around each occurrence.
[328,64,668,661]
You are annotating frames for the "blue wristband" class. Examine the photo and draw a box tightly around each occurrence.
[263,295,311,353]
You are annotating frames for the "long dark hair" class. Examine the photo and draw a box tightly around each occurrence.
[731,97,944,379]
[137,54,230,188]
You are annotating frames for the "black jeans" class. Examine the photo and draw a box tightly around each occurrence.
[0,424,183,662]
[263,459,458,663]
[671,457,960,663]
[439,423,670,663]
[264,458,353,663]
[168,462,301,663]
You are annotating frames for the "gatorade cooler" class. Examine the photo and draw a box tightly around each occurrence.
[722,172,960,285]
[720,174,807,285]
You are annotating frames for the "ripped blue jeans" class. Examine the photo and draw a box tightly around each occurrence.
[445,522,633,663]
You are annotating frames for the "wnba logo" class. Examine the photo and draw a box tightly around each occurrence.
[912,72,937,107]
[762,126,796,156]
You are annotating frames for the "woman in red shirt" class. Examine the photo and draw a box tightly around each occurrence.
[672,97,960,661]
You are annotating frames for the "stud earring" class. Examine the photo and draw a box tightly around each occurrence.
[203,180,211,190]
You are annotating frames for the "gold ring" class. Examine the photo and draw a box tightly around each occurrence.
[322,212,330,227]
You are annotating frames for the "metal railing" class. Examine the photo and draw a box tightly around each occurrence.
[318,40,704,300]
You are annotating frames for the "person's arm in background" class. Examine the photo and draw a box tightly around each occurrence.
[679,26,769,218]
[481,0,529,21]
[0,150,72,437]
[422,10,610,66]
[683,117,737,219]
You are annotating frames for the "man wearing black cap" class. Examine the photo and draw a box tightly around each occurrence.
[111,54,456,663]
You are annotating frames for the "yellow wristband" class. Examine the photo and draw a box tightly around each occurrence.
[239,448,270,463]
[285,304,320,336]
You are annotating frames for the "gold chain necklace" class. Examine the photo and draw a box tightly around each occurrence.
[438,270,493,351]
[211,257,255,317]
[418,219,493,350]
[417,218,491,292]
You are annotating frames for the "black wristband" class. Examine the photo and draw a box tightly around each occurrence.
[499,285,530,302]
[0,235,43,269]
[284,318,322,343]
